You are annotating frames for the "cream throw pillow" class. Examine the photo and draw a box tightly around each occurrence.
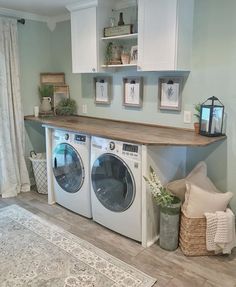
[182,182,233,218]
[166,161,217,201]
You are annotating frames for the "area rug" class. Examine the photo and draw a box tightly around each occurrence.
[0,205,156,286]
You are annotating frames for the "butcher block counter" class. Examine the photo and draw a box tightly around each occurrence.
[24,115,226,146]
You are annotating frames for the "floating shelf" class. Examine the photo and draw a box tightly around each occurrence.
[101,64,137,68]
[101,33,138,41]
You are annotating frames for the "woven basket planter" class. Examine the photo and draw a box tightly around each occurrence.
[179,212,215,256]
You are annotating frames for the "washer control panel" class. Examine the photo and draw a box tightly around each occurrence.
[53,130,87,145]
[109,141,115,150]
[64,133,69,140]
[74,134,86,143]
[122,143,139,159]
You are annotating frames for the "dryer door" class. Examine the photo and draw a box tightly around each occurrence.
[53,143,84,193]
[91,153,135,212]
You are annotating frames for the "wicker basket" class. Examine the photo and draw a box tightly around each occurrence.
[29,152,48,195]
[179,212,215,256]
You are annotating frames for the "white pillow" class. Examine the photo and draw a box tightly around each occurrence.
[166,161,217,201]
[182,182,233,218]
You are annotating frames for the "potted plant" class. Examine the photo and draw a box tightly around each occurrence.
[55,98,77,116]
[144,167,181,251]
[38,85,54,112]
[194,103,201,134]
[104,42,113,65]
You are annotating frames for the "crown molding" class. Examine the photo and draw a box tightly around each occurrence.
[0,7,70,31]
[0,7,48,22]
[114,0,137,10]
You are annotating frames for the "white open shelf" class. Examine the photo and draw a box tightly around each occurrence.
[101,33,138,41]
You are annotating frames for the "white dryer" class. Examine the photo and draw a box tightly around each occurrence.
[91,136,142,241]
[52,129,91,218]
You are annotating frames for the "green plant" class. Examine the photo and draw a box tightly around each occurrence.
[143,167,176,207]
[38,85,54,99]
[194,103,201,122]
[56,98,77,116]
[105,42,113,65]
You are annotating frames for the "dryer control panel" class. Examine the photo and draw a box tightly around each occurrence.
[91,137,141,161]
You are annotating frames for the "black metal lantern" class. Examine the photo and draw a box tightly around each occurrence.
[199,96,225,137]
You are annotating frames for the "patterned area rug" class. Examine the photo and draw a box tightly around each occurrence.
[0,205,156,287]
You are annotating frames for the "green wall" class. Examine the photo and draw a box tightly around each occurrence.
[20,0,236,212]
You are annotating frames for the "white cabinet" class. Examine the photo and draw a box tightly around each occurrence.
[70,6,97,73]
[67,0,113,73]
[138,0,194,71]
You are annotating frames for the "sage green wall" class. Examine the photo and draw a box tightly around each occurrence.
[19,20,52,177]
[185,0,236,212]
[20,0,236,212]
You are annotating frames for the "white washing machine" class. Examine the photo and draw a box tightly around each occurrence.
[52,129,92,218]
[91,136,142,241]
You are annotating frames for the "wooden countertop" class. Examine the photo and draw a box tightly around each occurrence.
[24,115,226,146]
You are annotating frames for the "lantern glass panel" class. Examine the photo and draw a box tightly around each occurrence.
[201,107,211,133]
[211,106,223,134]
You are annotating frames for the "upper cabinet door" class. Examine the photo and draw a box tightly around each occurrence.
[138,0,194,71]
[70,6,98,73]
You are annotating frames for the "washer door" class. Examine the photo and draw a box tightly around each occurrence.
[91,153,135,212]
[53,143,84,193]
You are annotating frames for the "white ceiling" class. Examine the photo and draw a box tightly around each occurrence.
[0,0,77,17]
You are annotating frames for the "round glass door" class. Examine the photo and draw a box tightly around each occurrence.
[91,153,135,212]
[53,143,84,193]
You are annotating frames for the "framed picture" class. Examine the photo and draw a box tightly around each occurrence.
[53,85,69,111]
[159,77,183,111]
[130,45,138,64]
[94,77,111,104]
[123,77,143,107]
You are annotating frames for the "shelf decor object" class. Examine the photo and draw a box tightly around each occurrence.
[159,77,183,111]
[123,77,143,107]
[199,96,225,137]
[104,25,132,37]
[94,77,111,104]
[130,45,138,64]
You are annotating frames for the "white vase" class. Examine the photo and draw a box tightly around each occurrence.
[40,97,52,112]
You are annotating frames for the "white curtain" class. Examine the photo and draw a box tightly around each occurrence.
[0,18,30,198]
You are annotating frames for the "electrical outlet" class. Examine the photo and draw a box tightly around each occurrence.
[184,111,192,123]
[82,104,87,114]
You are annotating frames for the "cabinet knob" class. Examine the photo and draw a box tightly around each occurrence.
[92,68,96,72]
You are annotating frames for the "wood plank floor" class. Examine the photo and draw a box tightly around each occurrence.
[0,191,236,287]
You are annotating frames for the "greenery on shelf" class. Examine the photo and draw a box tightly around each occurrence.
[194,103,201,122]
[104,42,113,65]
[55,98,77,116]
[143,166,177,208]
[38,85,54,99]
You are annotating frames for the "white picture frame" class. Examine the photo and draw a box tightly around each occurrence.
[159,77,183,111]
[123,77,143,107]
[94,77,111,104]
